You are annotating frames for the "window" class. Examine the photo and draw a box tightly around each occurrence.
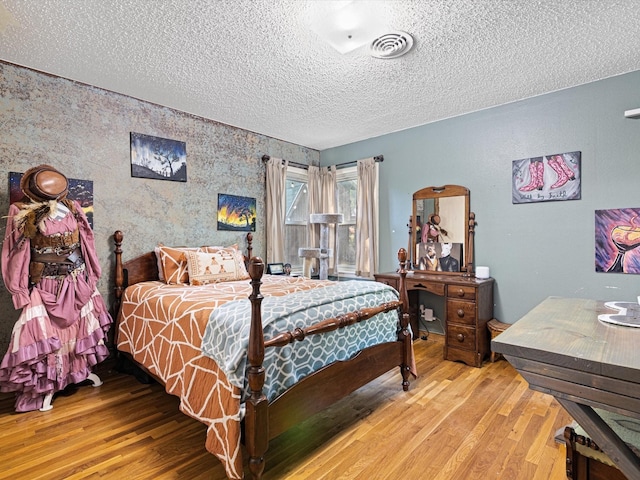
[336,167,357,274]
[283,164,373,277]
[284,167,308,274]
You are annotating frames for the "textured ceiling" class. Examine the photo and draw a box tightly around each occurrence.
[1,1,639,150]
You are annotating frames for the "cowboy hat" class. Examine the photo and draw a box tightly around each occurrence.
[20,164,69,202]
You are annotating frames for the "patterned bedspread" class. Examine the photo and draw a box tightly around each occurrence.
[116,276,404,479]
[202,281,400,402]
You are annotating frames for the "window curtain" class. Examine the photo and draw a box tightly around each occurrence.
[355,157,379,278]
[307,166,337,275]
[265,156,288,263]
[307,166,322,256]
[321,166,337,274]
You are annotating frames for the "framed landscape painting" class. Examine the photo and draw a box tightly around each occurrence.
[130,132,187,182]
[217,194,256,232]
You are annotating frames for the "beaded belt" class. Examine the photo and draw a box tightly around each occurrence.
[41,261,84,278]
[31,246,82,263]
[31,229,80,249]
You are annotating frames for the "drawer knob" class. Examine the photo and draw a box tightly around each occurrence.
[456,288,465,297]
[457,308,465,318]
[456,333,465,342]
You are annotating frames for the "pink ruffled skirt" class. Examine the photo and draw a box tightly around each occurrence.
[0,275,112,412]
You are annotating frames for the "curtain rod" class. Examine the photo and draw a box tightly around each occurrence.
[261,154,383,170]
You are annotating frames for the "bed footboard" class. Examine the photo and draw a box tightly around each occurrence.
[243,249,411,480]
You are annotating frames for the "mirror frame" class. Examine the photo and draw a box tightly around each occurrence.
[409,184,475,276]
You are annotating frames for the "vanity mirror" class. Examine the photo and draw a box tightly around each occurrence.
[410,185,475,275]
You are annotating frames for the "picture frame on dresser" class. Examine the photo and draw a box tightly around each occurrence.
[267,263,285,275]
[416,242,463,272]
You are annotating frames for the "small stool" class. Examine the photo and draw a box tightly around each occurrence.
[487,319,510,362]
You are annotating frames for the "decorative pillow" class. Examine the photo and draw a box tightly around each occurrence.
[204,245,249,280]
[154,244,168,281]
[155,244,224,284]
[228,245,250,279]
[185,248,249,285]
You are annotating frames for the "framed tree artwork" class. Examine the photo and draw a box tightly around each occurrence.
[130,132,187,182]
[217,194,256,232]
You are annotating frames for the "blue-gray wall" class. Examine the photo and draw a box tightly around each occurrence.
[321,70,640,324]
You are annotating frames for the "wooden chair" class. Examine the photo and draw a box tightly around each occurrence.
[564,425,628,480]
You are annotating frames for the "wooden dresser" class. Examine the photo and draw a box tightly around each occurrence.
[375,271,494,367]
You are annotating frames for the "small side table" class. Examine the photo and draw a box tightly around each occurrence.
[487,319,510,362]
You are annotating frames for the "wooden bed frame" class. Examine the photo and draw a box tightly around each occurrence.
[112,230,413,480]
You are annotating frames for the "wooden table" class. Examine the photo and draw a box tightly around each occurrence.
[491,297,640,479]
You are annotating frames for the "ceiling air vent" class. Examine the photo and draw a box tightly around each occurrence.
[369,31,414,59]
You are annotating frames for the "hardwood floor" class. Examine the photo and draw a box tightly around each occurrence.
[0,336,572,479]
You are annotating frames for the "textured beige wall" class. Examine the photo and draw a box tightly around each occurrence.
[0,61,319,353]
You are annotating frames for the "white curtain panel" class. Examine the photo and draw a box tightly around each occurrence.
[355,157,379,278]
[321,166,337,273]
[306,165,338,275]
[307,166,322,253]
[265,157,287,263]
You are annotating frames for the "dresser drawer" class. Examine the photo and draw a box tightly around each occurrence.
[447,324,476,351]
[447,285,476,301]
[405,278,446,296]
[447,299,477,325]
[376,276,399,291]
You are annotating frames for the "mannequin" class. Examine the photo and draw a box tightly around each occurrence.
[0,165,112,412]
[422,213,448,243]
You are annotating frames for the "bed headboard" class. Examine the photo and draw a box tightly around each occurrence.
[113,230,254,303]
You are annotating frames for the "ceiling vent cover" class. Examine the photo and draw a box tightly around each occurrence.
[369,31,414,59]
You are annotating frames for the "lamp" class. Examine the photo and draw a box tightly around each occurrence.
[310,1,388,54]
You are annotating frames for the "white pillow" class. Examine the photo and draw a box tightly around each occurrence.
[185,248,249,285]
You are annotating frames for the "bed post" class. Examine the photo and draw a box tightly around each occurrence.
[397,248,412,391]
[113,230,124,313]
[245,256,267,480]
[246,232,253,261]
